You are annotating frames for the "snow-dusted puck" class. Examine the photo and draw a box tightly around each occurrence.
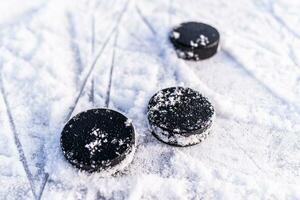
[60,108,136,174]
[170,22,220,60]
[147,87,215,147]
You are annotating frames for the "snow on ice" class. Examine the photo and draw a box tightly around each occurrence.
[0,0,300,199]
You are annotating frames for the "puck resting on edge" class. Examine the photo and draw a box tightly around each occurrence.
[147,87,215,147]
[169,22,220,60]
[60,108,136,174]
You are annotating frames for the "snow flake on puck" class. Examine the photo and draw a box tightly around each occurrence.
[147,87,215,147]
[170,22,220,60]
[172,31,180,39]
[60,108,136,174]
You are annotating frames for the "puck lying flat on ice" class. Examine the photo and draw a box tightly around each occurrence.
[60,108,135,174]
[169,22,220,60]
[147,87,215,147]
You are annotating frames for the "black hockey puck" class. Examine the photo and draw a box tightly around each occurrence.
[60,108,136,174]
[169,22,220,60]
[147,87,215,147]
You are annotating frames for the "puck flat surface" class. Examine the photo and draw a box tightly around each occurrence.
[60,108,135,174]
[147,87,215,146]
[170,22,220,60]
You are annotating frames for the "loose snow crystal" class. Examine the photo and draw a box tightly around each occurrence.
[85,128,107,156]
[172,31,180,39]
[198,34,209,46]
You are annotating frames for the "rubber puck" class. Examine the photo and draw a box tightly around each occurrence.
[147,87,215,147]
[60,108,136,174]
[169,22,220,60]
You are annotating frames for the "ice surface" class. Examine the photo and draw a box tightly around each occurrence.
[0,0,300,199]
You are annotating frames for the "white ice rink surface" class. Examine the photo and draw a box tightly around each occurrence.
[0,0,300,199]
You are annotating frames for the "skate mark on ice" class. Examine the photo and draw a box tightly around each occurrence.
[105,31,119,108]
[135,5,180,83]
[135,4,157,35]
[135,8,297,134]
[89,79,95,106]
[36,173,49,200]
[0,73,37,199]
[223,48,300,114]
[168,0,174,26]
[24,26,43,62]
[66,11,84,84]
[134,7,271,178]
[91,15,96,55]
[89,15,96,105]
[39,1,132,199]
[267,1,300,40]
[64,0,132,121]
[226,132,269,176]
